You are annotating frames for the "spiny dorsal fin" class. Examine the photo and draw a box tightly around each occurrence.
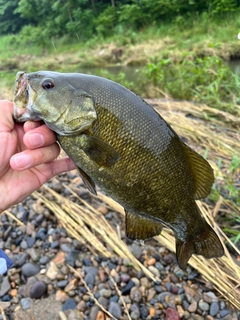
[81,135,120,167]
[77,166,97,195]
[125,210,163,240]
[182,142,214,199]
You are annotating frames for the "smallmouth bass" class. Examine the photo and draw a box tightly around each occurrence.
[13,71,224,269]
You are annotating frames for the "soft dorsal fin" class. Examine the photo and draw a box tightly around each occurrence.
[125,210,163,240]
[182,142,214,199]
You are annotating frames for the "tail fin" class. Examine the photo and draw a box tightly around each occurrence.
[176,224,224,269]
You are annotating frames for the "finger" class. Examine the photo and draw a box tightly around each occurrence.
[23,124,57,149]
[24,121,44,132]
[10,142,60,170]
[0,100,14,132]
[46,156,76,177]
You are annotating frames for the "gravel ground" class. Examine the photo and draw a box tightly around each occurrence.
[0,172,239,320]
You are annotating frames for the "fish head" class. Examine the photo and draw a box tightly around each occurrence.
[13,71,97,135]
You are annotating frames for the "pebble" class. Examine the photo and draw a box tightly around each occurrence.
[85,272,95,286]
[46,261,58,279]
[21,262,40,277]
[199,299,210,311]
[39,256,50,265]
[220,310,230,317]
[0,277,11,298]
[166,308,180,320]
[30,281,47,299]
[62,298,77,311]
[56,290,69,303]
[108,301,122,318]
[20,297,32,310]
[130,287,142,303]
[26,236,35,247]
[121,280,135,295]
[188,300,197,313]
[210,301,219,316]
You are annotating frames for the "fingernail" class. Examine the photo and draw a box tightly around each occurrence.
[13,154,32,169]
[29,133,44,147]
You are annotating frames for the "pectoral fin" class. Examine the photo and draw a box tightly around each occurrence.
[77,166,97,195]
[81,134,120,167]
[125,210,163,240]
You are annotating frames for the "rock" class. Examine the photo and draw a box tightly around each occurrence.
[0,277,11,297]
[148,265,160,277]
[210,301,219,317]
[10,289,18,297]
[46,261,58,280]
[166,308,180,320]
[62,298,76,311]
[39,256,50,265]
[64,279,78,293]
[98,297,108,309]
[20,297,32,310]
[89,305,99,320]
[131,310,141,320]
[220,310,230,317]
[15,253,29,267]
[22,276,38,297]
[130,287,142,303]
[140,277,151,289]
[198,299,210,311]
[96,310,105,320]
[108,301,122,318]
[51,240,60,249]
[57,280,68,289]
[157,292,171,303]
[53,251,66,264]
[61,243,73,253]
[147,288,156,302]
[21,263,40,277]
[65,250,79,267]
[85,272,95,286]
[0,301,11,310]
[27,248,41,262]
[99,288,112,298]
[26,236,35,248]
[140,305,149,319]
[76,300,86,312]
[120,273,130,283]
[188,300,197,313]
[121,279,135,295]
[56,290,69,303]
[30,281,47,299]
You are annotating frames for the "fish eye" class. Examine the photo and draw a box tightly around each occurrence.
[42,80,54,90]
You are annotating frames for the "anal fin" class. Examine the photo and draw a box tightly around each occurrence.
[125,210,162,240]
[176,223,224,270]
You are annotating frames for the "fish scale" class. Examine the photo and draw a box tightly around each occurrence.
[13,71,224,269]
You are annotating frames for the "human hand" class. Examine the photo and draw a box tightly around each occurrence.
[0,100,76,213]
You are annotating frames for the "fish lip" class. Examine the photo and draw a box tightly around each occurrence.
[13,72,41,122]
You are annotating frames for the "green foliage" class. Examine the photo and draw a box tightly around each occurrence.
[1,0,240,39]
[95,6,117,37]
[0,0,27,34]
[140,56,240,115]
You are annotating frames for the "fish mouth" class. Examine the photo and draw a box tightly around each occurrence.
[13,72,40,122]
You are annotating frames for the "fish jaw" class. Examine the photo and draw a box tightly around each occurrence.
[13,72,40,122]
